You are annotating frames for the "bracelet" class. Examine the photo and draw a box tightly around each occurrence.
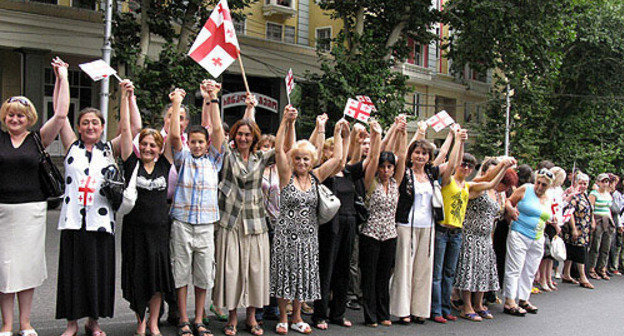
[210,99,219,104]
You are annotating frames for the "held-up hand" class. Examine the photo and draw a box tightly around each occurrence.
[396,118,407,133]
[334,118,348,135]
[340,120,350,138]
[369,119,382,135]
[417,120,428,133]
[502,157,517,167]
[200,79,221,99]
[119,80,135,99]
[51,57,69,79]
[169,88,186,104]
[457,128,468,142]
[283,105,298,123]
[245,93,258,108]
[316,113,328,127]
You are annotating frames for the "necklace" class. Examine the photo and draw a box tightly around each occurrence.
[295,174,310,190]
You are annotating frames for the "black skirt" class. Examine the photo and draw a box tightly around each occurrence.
[56,225,115,320]
[565,243,587,264]
[121,215,174,319]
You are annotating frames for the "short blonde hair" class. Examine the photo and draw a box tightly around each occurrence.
[289,140,318,168]
[0,96,38,129]
[550,167,566,187]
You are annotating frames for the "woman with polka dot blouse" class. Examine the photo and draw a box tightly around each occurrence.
[55,80,140,336]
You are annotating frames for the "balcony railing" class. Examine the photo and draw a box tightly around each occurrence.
[262,0,296,18]
[397,62,435,80]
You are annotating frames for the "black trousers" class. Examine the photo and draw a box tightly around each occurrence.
[313,214,357,322]
[492,218,509,288]
[359,234,397,325]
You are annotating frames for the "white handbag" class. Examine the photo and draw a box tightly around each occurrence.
[117,162,139,216]
[312,174,341,225]
[551,235,567,262]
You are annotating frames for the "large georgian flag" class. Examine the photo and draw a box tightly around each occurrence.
[426,110,455,132]
[188,0,240,78]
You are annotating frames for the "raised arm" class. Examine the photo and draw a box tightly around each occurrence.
[331,121,351,175]
[364,119,382,191]
[129,93,143,137]
[433,130,454,166]
[201,80,225,151]
[242,93,257,122]
[276,106,297,188]
[348,123,365,165]
[118,80,134,161]
[313,119,345,182]
[309,113,327,166]
[394,119,408,186]
[471,158,516,193]
[168,88,187,152]
[40,57,69,147]
[440,127,466,186]
[410,120,428,144]
[381,120,397,152]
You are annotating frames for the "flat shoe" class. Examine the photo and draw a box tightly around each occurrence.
[223,325,237,336]
[246,324,263,336]
[396,316,411,325]
[379,320,392,326]
[329,318,352,327]
[412,317,426,324]
[562,277,579,284]
[503,306,526,316]
[19,330,38,336]
[476,310,494,319]
[460,313,482,322]
[518,302,538,314]
[579,282,594,289]
[289,322,311,334]
[275,323,288,335]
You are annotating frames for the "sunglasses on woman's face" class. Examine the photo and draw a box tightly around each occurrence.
[461,162,475,169]
[537,168,554,179]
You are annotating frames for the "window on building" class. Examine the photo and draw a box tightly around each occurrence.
[408,92,422,118]
[266,22,283,41]
[316,27,332,52]
[435,95,457,120]
[408,39,427,66]
[435,28,440,59]
[29,0,58,4]
[233,18,246,35]
[72,0,97,9]
[284,25,296,44]
[266,0,293,7]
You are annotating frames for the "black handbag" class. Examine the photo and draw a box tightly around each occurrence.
[32,132,65,198]
[101,163,125,211]
[354,194,370,224]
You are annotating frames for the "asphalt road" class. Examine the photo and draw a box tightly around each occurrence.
[9,209,624,335]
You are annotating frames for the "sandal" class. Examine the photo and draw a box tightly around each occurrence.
[19,330,38,336]
[588,270,600,280]
[598,272,611,280]
[329,318,352,328]
[476,310,494,319]
[246,324,263,336]
[223,325,237,336]
[562,277,579,284]
[210,305,229,322]
[379,320,392,326]
[412,316,426,324]
[177,322,193,336]
[85,325,106,336]
[0,332,13,336]
[518,301,538,314]
[312,319,328,330]
[579,282,595,289]
[193,323,213,336]
[459,312,482,322]
[503,306,526,316]
[275,323,288,335]
[289,322,311,334]
[397,316,411,325]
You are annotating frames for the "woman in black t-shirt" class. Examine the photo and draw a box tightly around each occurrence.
[118,83,177,336]
[0,58,70,336]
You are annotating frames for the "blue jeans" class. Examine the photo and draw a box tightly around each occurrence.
[431,225,462,317]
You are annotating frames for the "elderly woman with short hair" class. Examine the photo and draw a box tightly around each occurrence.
[587,173,615,280]
[503,169,554,316]
[561,173,594,288]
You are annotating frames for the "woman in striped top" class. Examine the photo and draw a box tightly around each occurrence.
[587,173,614,280]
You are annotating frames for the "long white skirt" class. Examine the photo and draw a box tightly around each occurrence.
[0,201,47,293]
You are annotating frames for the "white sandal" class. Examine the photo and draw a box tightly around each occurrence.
[275,323,289,335]
[289,322,311,334]
[0,331,13,336]
[19,330,38,336]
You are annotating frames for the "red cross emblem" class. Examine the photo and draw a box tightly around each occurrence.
[189,18,238,64]
[78,176,96,206]
[212,57,223,66]
[345,99,371,122]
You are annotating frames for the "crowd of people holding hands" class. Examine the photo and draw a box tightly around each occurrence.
[2,58,624,336]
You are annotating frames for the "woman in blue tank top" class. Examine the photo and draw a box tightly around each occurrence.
[502,168,553,316]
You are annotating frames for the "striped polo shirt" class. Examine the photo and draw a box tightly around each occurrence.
[590,190,612,217]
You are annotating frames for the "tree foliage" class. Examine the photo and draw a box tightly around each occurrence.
[111,0,256,126]
[446,0,624,176]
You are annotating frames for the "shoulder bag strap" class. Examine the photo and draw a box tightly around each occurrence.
[32,131,46,155]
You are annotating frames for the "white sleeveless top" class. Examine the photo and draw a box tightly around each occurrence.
[58,140,116,234]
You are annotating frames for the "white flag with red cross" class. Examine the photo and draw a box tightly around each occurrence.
[356,95,377,112]
[285,68,295,105]
[79,60,118,82]
[426,110,455,132]
[188,0,240,78]
[344,98,373,124]
[78,176,97,206]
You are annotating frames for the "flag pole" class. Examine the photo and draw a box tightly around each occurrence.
[237,53,251,94]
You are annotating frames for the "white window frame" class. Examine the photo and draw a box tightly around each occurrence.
[266,0,296,9]
[233,18,246,36]
[266,21,284,42]
[315,26,332,52]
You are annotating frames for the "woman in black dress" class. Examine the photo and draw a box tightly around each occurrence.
[119,84,177,336]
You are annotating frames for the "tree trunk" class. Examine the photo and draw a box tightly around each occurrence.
[137,0,151,67]
[352,7,365,55]
[177,1,199,53]
[384,20,407,60]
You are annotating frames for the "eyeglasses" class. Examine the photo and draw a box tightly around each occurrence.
[461,162,475,169]
[537,168,554,179]
[7,97,29,106]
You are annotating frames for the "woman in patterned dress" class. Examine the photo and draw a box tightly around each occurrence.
[561,173,595,288]
[271,106,347,335]
[454,157,516,321]
[359,118,407,327]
